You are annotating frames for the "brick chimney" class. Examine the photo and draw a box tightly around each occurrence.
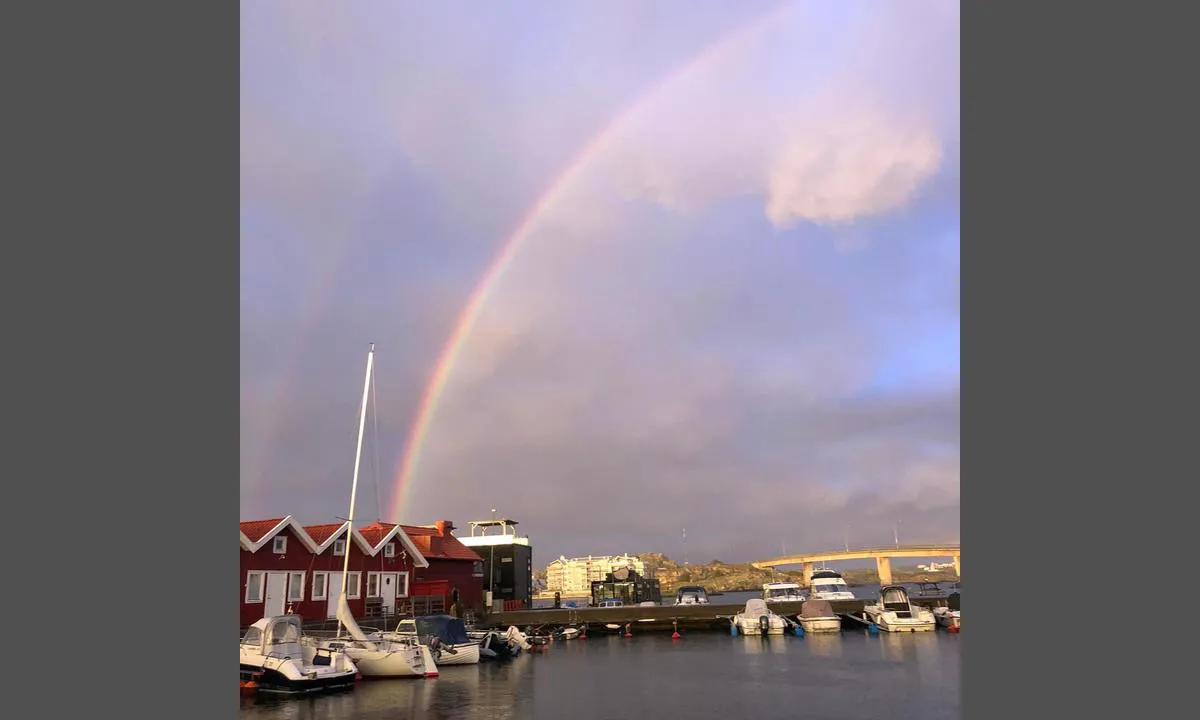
[435,519,455,537]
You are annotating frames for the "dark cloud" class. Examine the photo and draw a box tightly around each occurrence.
[241,1,959,565]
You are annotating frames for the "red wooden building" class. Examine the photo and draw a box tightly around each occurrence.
[398,520,486,613]
[239,515,427,628]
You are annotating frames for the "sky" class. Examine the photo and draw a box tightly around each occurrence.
[240,0,960,566]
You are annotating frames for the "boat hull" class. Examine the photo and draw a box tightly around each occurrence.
[863,608,937,632]
[239,663,357,695]
[432,642,481,665]
[798,616,842,633]
[732,616,788,635]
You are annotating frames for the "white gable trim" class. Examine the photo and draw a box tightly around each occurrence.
[306,521,377,555]
[239,515,321,554]
[362,525,429,568]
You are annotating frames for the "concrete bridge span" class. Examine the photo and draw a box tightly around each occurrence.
[751,544,961,587]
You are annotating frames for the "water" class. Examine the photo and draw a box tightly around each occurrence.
[241,629,960,719]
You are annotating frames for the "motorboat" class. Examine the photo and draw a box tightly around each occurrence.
[239,615,358,695]
[863,586,936,632]
[933,589,961,630]
[469,626,531,660]
[762,581,806,603]
[674,586,710,605]
[386,615,481,665]
[807,570,856,600]
[796,599,842,633]
[306,596,431,678]
[731,598,789,636]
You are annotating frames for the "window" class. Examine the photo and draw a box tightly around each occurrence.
[346,572,361,599]
[384,542,396,558]
[272,536,287,554]
[312,572,328,601]
[473,561,484,577]
[245,571,263,603]
[333,539,346,556]
[368,572,379,597]
[287,572,304,602]
[397,572,409,597]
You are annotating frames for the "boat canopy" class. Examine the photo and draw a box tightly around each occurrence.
[415,615,471,645]
[810,570,843,580]
[800,599,836,618]
[880,586,911,607]
[243,615,305,655]
[743,598,770,616]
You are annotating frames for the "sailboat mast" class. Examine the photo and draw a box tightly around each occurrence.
[337,343,375,636]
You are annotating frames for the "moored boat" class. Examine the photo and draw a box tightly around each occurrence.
[240,616,358,695]
[797,599,842,633]
[863,585,936,632]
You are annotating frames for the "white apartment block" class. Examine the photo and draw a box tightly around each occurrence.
[545,554,647,593]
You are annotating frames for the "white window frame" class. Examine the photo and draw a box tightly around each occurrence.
[245,571,264,604]
[312,571,328,601]
[397,571,410,597]
[384,542,396,558]
[346,571,361,600]
[333,539,346,556]
[272,536,287,554]
[473,561,484,577]
[287,571,305,602]
[367,571,380,597]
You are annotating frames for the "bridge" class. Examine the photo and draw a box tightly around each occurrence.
[751,544,961,587]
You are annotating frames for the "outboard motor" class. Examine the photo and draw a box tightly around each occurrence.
[758,615,770,635]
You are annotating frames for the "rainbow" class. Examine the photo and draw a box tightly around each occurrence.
[386,1,798,522]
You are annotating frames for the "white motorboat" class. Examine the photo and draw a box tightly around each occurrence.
[240,616,358,694]
[674,586,710,605]
[863,586,936,632]
[470,626,532,660]
[808,570,856,600]
[762,581,806,603]
[796,599,842,633]
[385,616,481,665]
[731,598,789,636]
[303,344,431,679]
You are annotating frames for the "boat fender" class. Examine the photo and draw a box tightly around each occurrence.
[794,625,804,637]
[730,621,738,637]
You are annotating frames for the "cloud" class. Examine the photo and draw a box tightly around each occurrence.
[240,1,960,564]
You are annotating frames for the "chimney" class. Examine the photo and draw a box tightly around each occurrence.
[435,519,455,537]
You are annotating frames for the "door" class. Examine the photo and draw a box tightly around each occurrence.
[326,572,343,619]
[264,573,287,617]
[380,573,398,614]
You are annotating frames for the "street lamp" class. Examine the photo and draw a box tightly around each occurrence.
[894,520,901,549]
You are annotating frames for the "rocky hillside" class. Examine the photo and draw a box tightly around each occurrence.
[638,552,957,593]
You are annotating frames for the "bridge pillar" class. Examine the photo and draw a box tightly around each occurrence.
[953,555,960,577]
[801,563,814,588]
[875,557,893,586]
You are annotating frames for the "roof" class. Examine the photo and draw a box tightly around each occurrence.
[239,516,320,553]
[401,524,484,562]
[356,521,430,568]
[301,522,376,555]
[239,515,425,564]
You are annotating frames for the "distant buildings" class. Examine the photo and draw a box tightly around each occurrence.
[545,554,647,594]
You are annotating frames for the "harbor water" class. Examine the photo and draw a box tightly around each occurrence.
[241,628,960,719]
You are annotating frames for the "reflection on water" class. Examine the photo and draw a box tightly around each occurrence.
[242,632,959,720]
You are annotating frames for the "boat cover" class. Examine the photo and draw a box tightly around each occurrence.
[415,615,471,645]
[743,598,770,616]
[800,599,835,618]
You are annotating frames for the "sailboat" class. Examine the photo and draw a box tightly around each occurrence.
[303,344,432,678]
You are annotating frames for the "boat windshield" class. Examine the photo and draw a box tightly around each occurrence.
[767,588,798,598]
[816,582,850,594]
